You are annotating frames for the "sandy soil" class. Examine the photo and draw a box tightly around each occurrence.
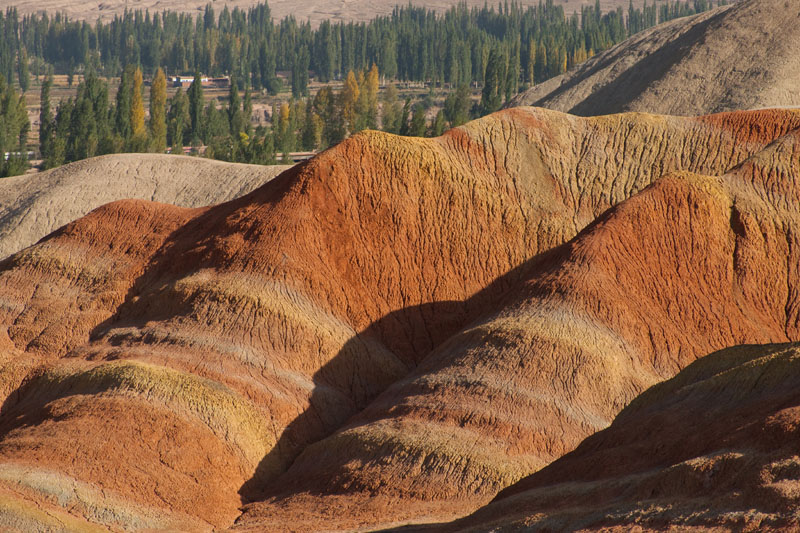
[510,0,800,116]
[0,153,291,259]
[0,0,639,26]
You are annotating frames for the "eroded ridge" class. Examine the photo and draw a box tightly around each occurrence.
[0,107,798,530]
[453,342,800,532]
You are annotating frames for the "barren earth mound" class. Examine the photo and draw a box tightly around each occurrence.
[510,0,800,116]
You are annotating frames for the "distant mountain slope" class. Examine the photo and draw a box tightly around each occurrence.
[0,108,798,531]
[510,0,800,116]
[451,342,800,532]
[0,154,291,259]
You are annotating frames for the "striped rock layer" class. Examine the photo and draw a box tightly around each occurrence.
[452,342,800,532]
[0,107,799,530]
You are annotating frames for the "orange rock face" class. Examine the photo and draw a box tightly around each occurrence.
[0,107,799,530]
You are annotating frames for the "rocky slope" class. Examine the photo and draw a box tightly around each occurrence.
[0,107,798,531]
[510,0,800,116]
[450,342,800,532]
[0,154,291,260]
[236,110,800,530]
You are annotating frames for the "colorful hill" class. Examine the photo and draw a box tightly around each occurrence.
[452,342,800,532]
[0,106,798,530]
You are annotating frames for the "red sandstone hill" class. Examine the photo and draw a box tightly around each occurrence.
[0,107,798,530]
[235,112,800,530]
[449,342,800,532]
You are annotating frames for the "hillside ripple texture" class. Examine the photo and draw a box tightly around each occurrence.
[0,106,799,531]
[451,342,800,531]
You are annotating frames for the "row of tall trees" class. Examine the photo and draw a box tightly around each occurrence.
[0,74,29,177]
[0,0,726,95]
[179,64,385,163]
[38,59,471,169]
[245,66,475,161]
[39,66,169,168]
[256,64,475,160]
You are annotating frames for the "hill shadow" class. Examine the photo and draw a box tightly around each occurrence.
[236,299,468,502]
[0,245,553,502]
[235,243,570,504]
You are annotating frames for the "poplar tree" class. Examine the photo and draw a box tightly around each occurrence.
[46,98,71,169]
[380,84,402,134]
[408,104,427,137]
[360,64,379,130]
[534,42,547,82]
[187,72,204,144]
[17,47,29,93]
[243,86,253,135]
[291,46,310,98]
[301,98,321,151]
[481,48,506,115]
[68,70,113,160]
[149,67,167,152]
[275,101,294,160]
[167,88,190,152]
[258,41,280,95]
[115,64,136,142]
[39,73,54,162]
[379,36,397,79]
[505,41,520,100]
[0,74,30,176]
[130,67,147,150]
[443,84,471,128]
[398,97,411,136]
[203,100,230,142]
[247,127,276,165]
[342,70,360,133]
[430,110,446,137]
[526,41,536,86]
[313,86,344,148]
[228,75,244,136]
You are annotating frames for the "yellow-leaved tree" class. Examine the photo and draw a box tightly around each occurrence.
[342,70,360,134]
[130,67,147,151]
